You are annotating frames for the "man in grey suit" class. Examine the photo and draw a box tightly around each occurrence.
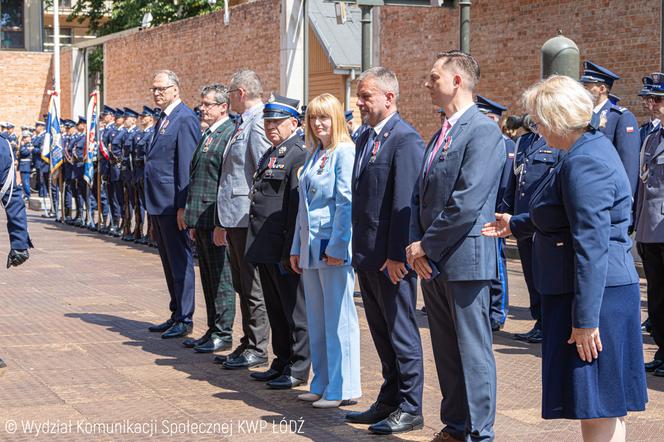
[213,69,271,369]
[406,51,505,442]
[635,73,664,377]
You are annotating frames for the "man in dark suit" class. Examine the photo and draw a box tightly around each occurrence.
[406,51,504,442]
[245,95,309,389]
[345,67,424,435]
[213,70,271,369]
[145,70,200,339]
[183,83,236,353]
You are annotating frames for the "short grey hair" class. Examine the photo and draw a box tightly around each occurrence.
[358,66,400,100]
[229,69,263,99]
[153,70,180,88]
[200,83,229,105]
[522,75,594,137]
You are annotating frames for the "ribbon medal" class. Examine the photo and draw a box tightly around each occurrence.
[441,135,452,159]
[268,157,277,169]
[369,140,381,164]
[160,119,170,135]
[202,135,213,152]
[317,151,329,174]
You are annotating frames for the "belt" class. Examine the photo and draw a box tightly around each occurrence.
[19,159,31,162]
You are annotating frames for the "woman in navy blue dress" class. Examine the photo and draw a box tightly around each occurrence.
[483,75,647,441]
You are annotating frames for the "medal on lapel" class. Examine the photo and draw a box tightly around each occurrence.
[369,140,381,164]
[160,119,170,135]
[278,146,287,157]
[202,135,213,152]
[599,110,608,129]
[440,135,453,160]
[317,151,329,175]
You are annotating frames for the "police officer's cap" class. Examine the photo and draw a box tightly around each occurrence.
[34,121,44,127]
[114,108,125,118]
[123,107,139,118]
[21,130,30,137]
[77,116,86,126]
[639,76,654,97]
[608,93,621,105]
[141,106,154,117]
[579,61,620,88]
[64,119,75,128]
[344,110,353,122]
[101,105,115,116]
[475,95,507,116]
[264,95,301,120]
[648,73,664,97]
[299,105,307,120]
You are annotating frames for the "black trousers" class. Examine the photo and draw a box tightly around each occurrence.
[638,242,664,361]
[226,227,269,357]
[357,270,423,414]
[517,237,541,322]
[257,263,310,380]
[195,229,236,343]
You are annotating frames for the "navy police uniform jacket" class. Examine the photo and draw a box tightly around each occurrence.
[495,134,516,212]
[352,113,425,270]
[510,131,639,328]
[121,126,139,183]
[133,126,153,183]
[31,132,47,173]
[73,132,86,179]
[109,126,126,182]
[144,102,200,215]
[595,99,640,195]
[501,132,563,215]
[245,132,307,264]
[18,142,32,173]
[1,137,31,249]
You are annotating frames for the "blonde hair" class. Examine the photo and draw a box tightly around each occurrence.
[305,93,352,152]
[522,75,594,137]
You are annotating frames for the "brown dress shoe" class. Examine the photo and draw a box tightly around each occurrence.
[431,430,463,442]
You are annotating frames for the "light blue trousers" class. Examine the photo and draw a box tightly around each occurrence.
[301,266,362,400]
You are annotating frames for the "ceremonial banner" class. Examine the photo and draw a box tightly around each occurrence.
[43,92,64,173]
[84,91,98,187]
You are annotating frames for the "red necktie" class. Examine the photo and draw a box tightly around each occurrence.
[425,119,451,177]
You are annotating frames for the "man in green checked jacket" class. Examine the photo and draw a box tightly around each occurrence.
[183,83,236,354]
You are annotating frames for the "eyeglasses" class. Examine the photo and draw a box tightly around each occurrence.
[150,85,175,94]
[227,88,240,94]
[199,101,223,108]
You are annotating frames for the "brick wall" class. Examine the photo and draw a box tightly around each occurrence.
[0,51,53,129]
[379,0,661,141]
[103,0,281,112]
[60,49,73,119]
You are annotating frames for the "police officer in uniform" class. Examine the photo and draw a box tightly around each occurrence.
[580,61,640,196]
[244,95,310,389]
[639,77,659,147]
[0,123,32,374]
[96,105,115,232]
[502,116,563,343]
[476,95,515,332]
[121,108,140,241]
[636,72,664,377]
[72,117,89,227]
[108,109,126,237]
[133,106,155,243]
[17,130,32,202]
[31,121,52,218]
[62,120,77,224]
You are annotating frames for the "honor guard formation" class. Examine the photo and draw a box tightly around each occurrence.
[2,56,663,441]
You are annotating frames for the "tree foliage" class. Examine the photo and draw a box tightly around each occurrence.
[68,0,224,36]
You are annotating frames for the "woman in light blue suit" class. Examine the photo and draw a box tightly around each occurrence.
[290,93,361,408]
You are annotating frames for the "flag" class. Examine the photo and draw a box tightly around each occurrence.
[84,91,98,187]
[43,92,64,174]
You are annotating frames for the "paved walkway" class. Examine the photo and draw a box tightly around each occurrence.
[1,210,663,441]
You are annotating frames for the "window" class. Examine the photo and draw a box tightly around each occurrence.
[44,27,74,51]
[0,0,24,49]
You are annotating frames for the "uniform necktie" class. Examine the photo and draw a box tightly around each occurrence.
[425,119,451,177]
[355,129,376,177]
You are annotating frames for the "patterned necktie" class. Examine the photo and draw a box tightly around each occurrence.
[425,119,451,177]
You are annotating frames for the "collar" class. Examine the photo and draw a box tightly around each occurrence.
[652,118,661,128]
[241,103,263,121]
[163,98,182,116]
[208,116,230,133]
[126,125,136,132]
[447,102,475,128]
[594,98,609,113]
[370,112,397,135]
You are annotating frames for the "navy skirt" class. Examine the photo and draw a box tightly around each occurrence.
[541,283,648,419]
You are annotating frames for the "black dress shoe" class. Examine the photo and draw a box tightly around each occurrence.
[515,321,541,342]
[368,409,424,435]
[490,319,502,332]
[266,375,305,390]
[346,402,397,424]
[148,319,174,332]
[194,337,232,353]
[645,359,664,372]
[654,366,664,377]
[222,351,268,370]
[250,368,282,382]
[161,322,193,339]
[642,317,653,334]
[183,335,210,349]
[526,327,543,343]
